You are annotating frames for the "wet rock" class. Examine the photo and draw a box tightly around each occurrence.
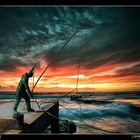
[59,120,76,133]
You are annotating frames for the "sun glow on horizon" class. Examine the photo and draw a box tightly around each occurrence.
[0,61,140,92]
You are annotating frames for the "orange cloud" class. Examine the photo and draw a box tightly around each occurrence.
[0,60,140,92]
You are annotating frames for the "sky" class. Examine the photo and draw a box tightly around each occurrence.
[0,7,140,92]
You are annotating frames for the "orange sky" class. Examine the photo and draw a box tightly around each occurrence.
[0,60,140,92]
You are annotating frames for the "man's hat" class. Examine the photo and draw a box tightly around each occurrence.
[28,64,36,75]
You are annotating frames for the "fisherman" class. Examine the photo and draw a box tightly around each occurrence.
[13,69,35,115]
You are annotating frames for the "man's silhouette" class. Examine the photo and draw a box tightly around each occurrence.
[13,70,34,115]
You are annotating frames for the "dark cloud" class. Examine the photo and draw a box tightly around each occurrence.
[48,18,140,69]
[0,7,140,71]
[115,63,140,76]
[0,55,27,71]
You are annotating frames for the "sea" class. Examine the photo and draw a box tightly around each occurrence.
[0,91,140,134]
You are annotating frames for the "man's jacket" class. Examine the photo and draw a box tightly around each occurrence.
[16,73,33,98]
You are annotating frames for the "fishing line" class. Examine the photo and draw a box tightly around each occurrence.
[59,103,115,134]
[50,58,113,133]
[39,102,98,134]
[21,17,109,133]
[56,57,114,133]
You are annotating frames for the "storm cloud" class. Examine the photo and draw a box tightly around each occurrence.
[0,7,140,71]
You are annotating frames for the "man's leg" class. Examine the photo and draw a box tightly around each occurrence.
[13,95,21,114]
[24,94,34,112]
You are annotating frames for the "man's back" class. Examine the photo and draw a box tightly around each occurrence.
[16,73,29,94]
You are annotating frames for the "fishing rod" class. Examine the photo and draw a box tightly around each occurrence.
[31,16,89,92]
[31,26,81,109]
[31,25,81,93]
[30,16,88,72]
[26,25,81,110]
[29,18,88,109]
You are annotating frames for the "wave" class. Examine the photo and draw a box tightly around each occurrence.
[59,102,140,120]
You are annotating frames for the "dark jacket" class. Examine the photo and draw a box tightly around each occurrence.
[16,73,33,98]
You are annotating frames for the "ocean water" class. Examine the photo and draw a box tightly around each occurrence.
[0,91,140,134]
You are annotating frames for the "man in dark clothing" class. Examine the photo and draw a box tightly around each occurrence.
[13,70,35,115]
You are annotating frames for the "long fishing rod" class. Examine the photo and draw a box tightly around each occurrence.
[28,25,81,110]
[30,18,88,109]
[30,16,89,93]
[30,16,89,85]
[30,16,87,71]
[31,25,81,93]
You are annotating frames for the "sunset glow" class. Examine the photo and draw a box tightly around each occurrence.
[0,59,140,92]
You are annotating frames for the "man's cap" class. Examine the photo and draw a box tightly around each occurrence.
[28,64,36,75]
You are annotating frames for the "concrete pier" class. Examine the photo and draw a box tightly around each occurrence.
[0,100,59,134]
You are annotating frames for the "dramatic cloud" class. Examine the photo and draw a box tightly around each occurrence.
[115,63,140,76]
[0,7,140,70]
[0,7,140,92]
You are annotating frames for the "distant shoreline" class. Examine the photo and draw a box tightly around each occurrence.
[0,91,139,95]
